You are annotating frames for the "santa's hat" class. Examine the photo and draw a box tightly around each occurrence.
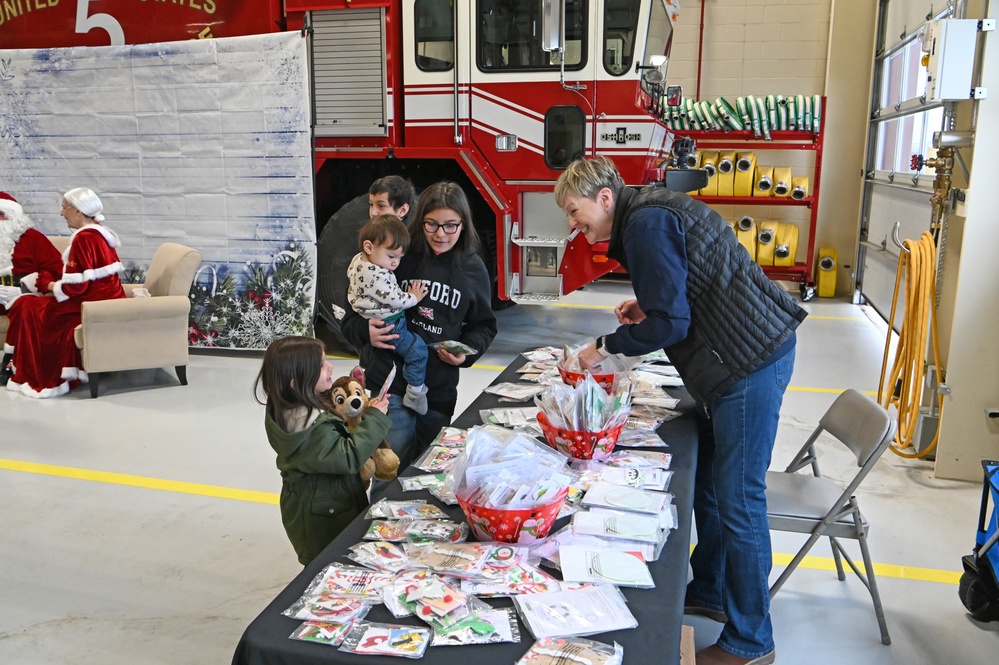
[0,192,23,219]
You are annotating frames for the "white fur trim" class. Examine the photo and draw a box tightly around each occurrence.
[59,261,124,285]
[0,199,23,219]
[21,272,39,293]
[72,223,121,249]
[3,343,13,354]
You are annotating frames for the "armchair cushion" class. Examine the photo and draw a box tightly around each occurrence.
[73,242,202,382]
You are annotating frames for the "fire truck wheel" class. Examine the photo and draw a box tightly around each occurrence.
[316,193,370,354]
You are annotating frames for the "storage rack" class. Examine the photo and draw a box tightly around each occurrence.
[681,99,826,299]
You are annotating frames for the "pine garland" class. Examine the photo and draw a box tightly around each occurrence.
[189,242,314,349]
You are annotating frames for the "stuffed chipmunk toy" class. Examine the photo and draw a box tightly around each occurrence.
[327,370,400,488]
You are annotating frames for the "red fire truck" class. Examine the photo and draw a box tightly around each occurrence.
[2,0,675,310]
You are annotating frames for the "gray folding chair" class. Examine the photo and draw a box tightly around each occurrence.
[766,388,896,645]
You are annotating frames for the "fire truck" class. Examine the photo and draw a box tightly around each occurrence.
[2,0,676,313]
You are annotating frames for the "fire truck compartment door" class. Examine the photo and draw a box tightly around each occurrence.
[311,8,387,137]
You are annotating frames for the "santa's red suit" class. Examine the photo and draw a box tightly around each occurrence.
[0,196,64,316]
[5,224,126,398]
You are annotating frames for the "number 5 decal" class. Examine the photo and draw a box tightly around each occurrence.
[76,0,125,45]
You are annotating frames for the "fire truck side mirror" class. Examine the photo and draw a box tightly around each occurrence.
[540,0,565,52]
[665,85,683,107]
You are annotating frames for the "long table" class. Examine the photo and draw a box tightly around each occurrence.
[232,356,698,665]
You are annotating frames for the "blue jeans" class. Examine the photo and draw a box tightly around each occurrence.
[687,347,795,658]
[369,393,451,499]
[391,317,428,387]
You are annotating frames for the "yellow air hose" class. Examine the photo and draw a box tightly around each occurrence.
[878,231,944,458]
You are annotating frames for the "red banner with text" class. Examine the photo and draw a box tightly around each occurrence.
[0,0,278,49]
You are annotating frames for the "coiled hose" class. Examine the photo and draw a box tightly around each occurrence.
[878,231,944,458]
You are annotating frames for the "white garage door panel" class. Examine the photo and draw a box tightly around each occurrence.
[863,184,932,326]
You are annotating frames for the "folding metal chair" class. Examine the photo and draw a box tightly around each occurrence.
[766,388,896,645]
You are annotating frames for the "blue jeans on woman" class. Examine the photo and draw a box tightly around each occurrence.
[686,347,795,659]
[369,393,450,499]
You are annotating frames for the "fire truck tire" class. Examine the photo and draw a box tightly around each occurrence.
[316,193,370,354]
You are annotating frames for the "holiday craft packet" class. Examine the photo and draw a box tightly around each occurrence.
[512,584,637,639]
[516,636,624,665]
[289,620,355,647]
[338,621,431,658]
[283,562,393,622]
[366,498,450,520]
[570,458,673,492]
[557,544,655,588]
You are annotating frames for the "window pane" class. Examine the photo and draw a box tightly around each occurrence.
[415,0,454,72]
[478,0,587,71]
[545,106,586,169]
[604,0,640,76]
[882,50,903,109]
[876,118,899,171]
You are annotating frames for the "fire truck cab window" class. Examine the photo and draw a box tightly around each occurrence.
[415,0,454,72]
[604,0,640,76]
[545,106,585,170]
[478,0,587,71]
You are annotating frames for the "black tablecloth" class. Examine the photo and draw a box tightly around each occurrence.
[232,356,698,665]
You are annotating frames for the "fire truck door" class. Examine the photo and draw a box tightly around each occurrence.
[468,0,597,182]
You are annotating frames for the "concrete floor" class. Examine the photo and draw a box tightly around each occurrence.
[2,279,997,663]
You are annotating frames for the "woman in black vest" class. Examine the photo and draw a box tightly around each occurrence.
[555,156,806,665]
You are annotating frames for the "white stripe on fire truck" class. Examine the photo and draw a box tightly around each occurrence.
[470,88,546,121]
[470,120,544,155]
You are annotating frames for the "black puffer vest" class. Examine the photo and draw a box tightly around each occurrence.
[608,186,807,405]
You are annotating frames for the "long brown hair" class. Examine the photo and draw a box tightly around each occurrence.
[254,336,329,431]
[407,181,481,263]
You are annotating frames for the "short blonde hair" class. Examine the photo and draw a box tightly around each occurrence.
[554,156,626,208]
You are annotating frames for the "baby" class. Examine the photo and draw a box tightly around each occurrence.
[347,214,430,414]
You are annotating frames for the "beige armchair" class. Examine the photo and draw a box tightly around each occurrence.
[74,242,203,398]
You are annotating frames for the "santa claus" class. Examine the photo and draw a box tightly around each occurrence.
[0,192,64,384]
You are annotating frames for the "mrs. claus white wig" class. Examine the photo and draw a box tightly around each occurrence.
[63,187,105,223]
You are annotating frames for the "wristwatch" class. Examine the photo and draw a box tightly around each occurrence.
[595,335,611,357]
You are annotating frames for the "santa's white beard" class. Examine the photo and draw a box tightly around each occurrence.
[0,214,33,275]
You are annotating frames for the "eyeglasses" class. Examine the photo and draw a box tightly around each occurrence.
[423,220,462,235]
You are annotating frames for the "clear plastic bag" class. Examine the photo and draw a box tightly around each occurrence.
[338,621,430,658]
[515,636,623,665]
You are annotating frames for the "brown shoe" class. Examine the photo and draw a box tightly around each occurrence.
[695,644,776,665]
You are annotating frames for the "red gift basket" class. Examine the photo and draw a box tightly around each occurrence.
[458,488,568,544]
[536,411,625,461]
[556,361,617,392]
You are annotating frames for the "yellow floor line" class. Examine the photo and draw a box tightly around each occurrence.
[770,551,962,585]
[0,458,279,505]
[1,457,962,585]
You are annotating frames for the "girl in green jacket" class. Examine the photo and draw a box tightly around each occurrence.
[255,336,390,565]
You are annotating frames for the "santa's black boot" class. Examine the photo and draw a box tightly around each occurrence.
[0,353,12,386]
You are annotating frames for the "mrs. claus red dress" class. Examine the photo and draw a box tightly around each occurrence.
[5,224,125,398]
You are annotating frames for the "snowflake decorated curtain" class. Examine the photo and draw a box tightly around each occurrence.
[0,32,316,349]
